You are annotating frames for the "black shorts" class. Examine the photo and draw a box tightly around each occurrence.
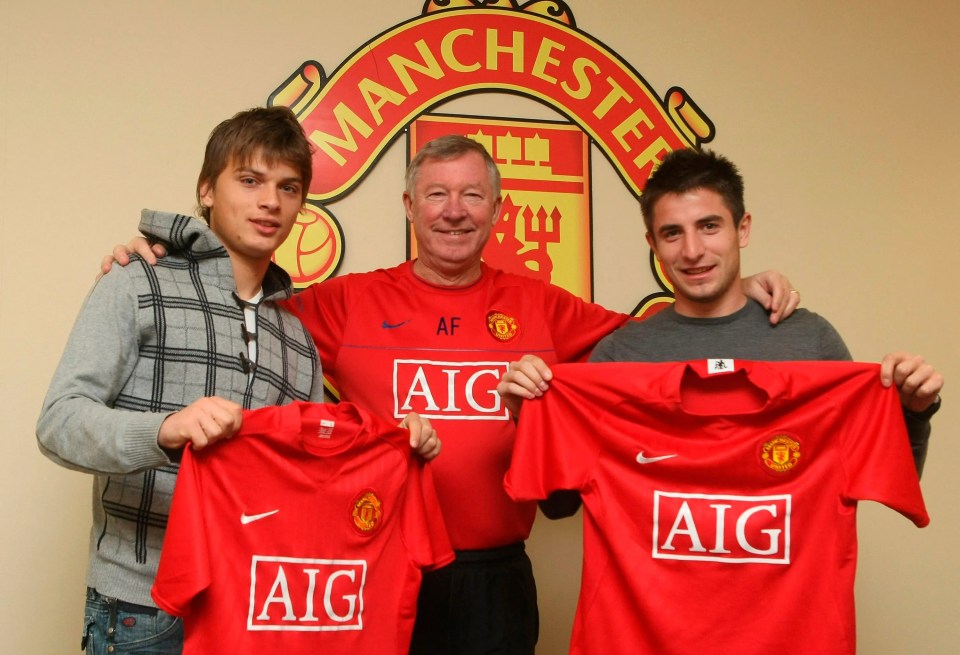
[409,542,539,655]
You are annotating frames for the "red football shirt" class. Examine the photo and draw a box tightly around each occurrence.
[152,401,453,655]
[288,261,626,549]
[505,360,928,655]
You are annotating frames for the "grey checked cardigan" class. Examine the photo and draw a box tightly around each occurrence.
[37,210,323,606]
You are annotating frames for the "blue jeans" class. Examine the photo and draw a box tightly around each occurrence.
[82,588,183,654]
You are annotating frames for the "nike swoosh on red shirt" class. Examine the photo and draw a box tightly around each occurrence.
[240,509,280,525]
[636,452,678,465]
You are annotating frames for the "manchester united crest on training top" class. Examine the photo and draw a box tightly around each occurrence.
[487,311,519,342]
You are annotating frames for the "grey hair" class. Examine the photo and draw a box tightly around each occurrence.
[405,134,501,198]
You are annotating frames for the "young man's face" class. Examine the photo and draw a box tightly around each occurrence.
[199,153,303,267]
[402,151,502,282]
[646,188,751,317]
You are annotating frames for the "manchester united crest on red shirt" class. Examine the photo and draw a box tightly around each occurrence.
[486,311,519,342]
[352,489,383,534]
[760,434,802,473]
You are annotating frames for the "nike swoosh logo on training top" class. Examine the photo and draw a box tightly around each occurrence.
[241,509,280,525]
[636,452,678,465]
[381,320,409,329]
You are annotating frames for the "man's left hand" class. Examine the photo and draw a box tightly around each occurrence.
[880,352,944,414]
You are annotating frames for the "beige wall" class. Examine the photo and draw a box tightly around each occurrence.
[3,1,957,652]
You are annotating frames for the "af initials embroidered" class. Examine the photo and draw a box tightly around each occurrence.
[653,492,791,564]
[352,490,383,534]
[761,434,802,473]
[248,556,366,630]
[636,451,678,465]
[241,509,280,525]
[486,311,519,342]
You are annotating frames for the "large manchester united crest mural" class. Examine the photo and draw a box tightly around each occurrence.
[268,0,714,318]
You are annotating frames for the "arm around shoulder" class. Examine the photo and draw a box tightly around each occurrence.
[541,281,628,362]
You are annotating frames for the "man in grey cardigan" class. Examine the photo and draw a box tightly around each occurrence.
[36,107,327,654]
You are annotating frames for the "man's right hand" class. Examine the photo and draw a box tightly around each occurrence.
[158,396,243,451]
[100,237,166,274]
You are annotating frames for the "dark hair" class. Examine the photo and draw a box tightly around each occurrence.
[196,106,313,222]
[405,134,501,197]
[640,148,745,233]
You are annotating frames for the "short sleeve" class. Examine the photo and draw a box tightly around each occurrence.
[152,446,212,615]
[505,373,601,501]
[840,372,929,527]
[401,458,455,571]
[542,283,628,364]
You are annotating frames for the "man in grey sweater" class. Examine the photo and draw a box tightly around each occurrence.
[37,107,327,654]
[498,148,942,472]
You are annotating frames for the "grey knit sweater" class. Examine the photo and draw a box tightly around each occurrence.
[37,210,323,606]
